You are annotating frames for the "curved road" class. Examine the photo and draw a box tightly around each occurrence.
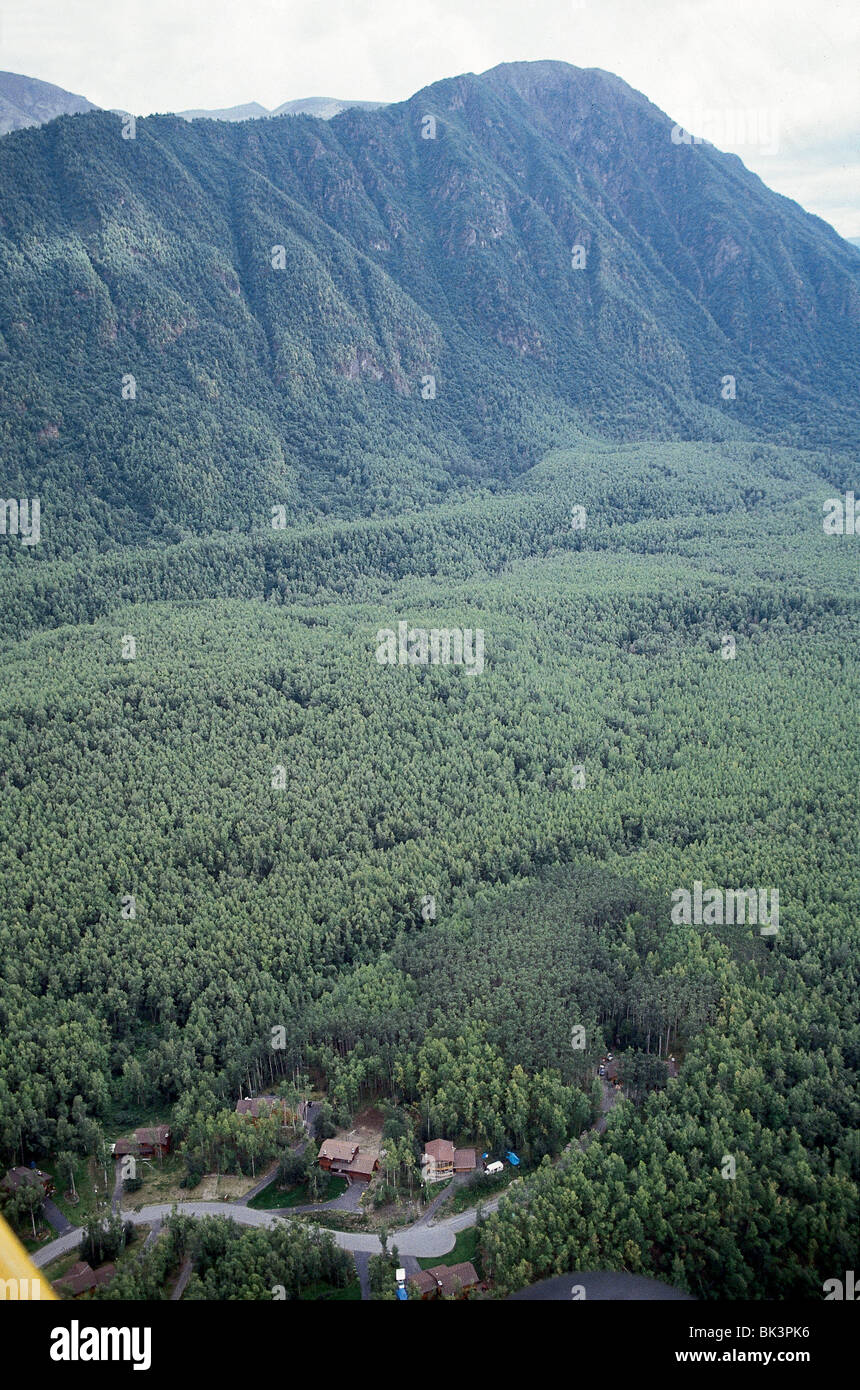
[33,1196,491,1266]
[34,1080,620,1271]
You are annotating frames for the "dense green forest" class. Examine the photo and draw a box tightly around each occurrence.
[0,60,857,1301]
[1,468,856,1295]
[92,1213,357,1300]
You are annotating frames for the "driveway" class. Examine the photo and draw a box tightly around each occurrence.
[413,1172,469,1226]
[42,1198,73,1236]
[170,1254,193,1301]
[235,1162,279,1207]
[32,1084,620,1271]
[353,1250,372,1300]
[288,1177,366,1216]
[111,1159,123,1214]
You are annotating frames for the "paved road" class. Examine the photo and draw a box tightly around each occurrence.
[413,1172,468,1226]
[111,1159,123,1214]
[508,1271,695,1301]
[353,1250,372,1300]
[34,1199,469,1265]
[34,1076,617,1273]
[170,1255,193,1301]
[289,1177,366,1216]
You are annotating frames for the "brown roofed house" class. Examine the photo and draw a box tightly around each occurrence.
[54,1261,98,1297]
[2,1166,54,1197]
[422,1139,456,1183]
[235,1096,291,1124]
[133,1126,171,1158]
[409,1261,480,1299]
[317,1140,359,1170]
[410,1269,439,1298]
[344,1151,379,1183]
[316,1140,378,1183]
[454,1148,477,1172]
[424,1139,455,1162]
[53,1260,115,1298]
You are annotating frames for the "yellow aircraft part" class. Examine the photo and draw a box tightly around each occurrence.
[0,1211,57,1299]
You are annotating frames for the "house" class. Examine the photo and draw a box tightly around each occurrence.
[422,1139,455,1183]
[409,1261,480,1299]
[317,1140,359,1173]
[235,1095,293,1125]
[422,1139,478,1183]
[112,1126,172,1160]
[1,1166,54,1198]
[134,1126,171,1158]
[344,1151,379,1183]
[53,1261,115,1298]
[316,1140,379,1184]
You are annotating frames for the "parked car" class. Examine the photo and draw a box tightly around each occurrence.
[599,1065,606,1076]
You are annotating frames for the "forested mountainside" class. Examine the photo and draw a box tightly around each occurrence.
[1,60,858,556]
[0,61,857,1301]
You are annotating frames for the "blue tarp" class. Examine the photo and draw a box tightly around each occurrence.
[396,1287,408,1300]
[506,1151,520,1165]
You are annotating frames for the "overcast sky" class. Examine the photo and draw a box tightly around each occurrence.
[2,0,858,236]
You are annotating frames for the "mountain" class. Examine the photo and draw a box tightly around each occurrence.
[273,97,385,119]
[178,97,385,122]
[177,101,272,122]
[0,70,98,134]
[0,63,857,1308]
[0,59,857,557]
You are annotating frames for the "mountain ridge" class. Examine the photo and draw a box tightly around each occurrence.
[0,59,857,555]
[0,70,98,134]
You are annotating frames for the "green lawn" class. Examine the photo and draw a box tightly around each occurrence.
[418,1225,480,1274]
[248,1173,348,1209]
[41,1249,83,1282]
[42,1154,107,1226]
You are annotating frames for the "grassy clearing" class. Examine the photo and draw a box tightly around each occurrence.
[418,1225,480,1274]
[249,1174,348,1209]
[42,1154,107,1226]
[120,1153,257,1209]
